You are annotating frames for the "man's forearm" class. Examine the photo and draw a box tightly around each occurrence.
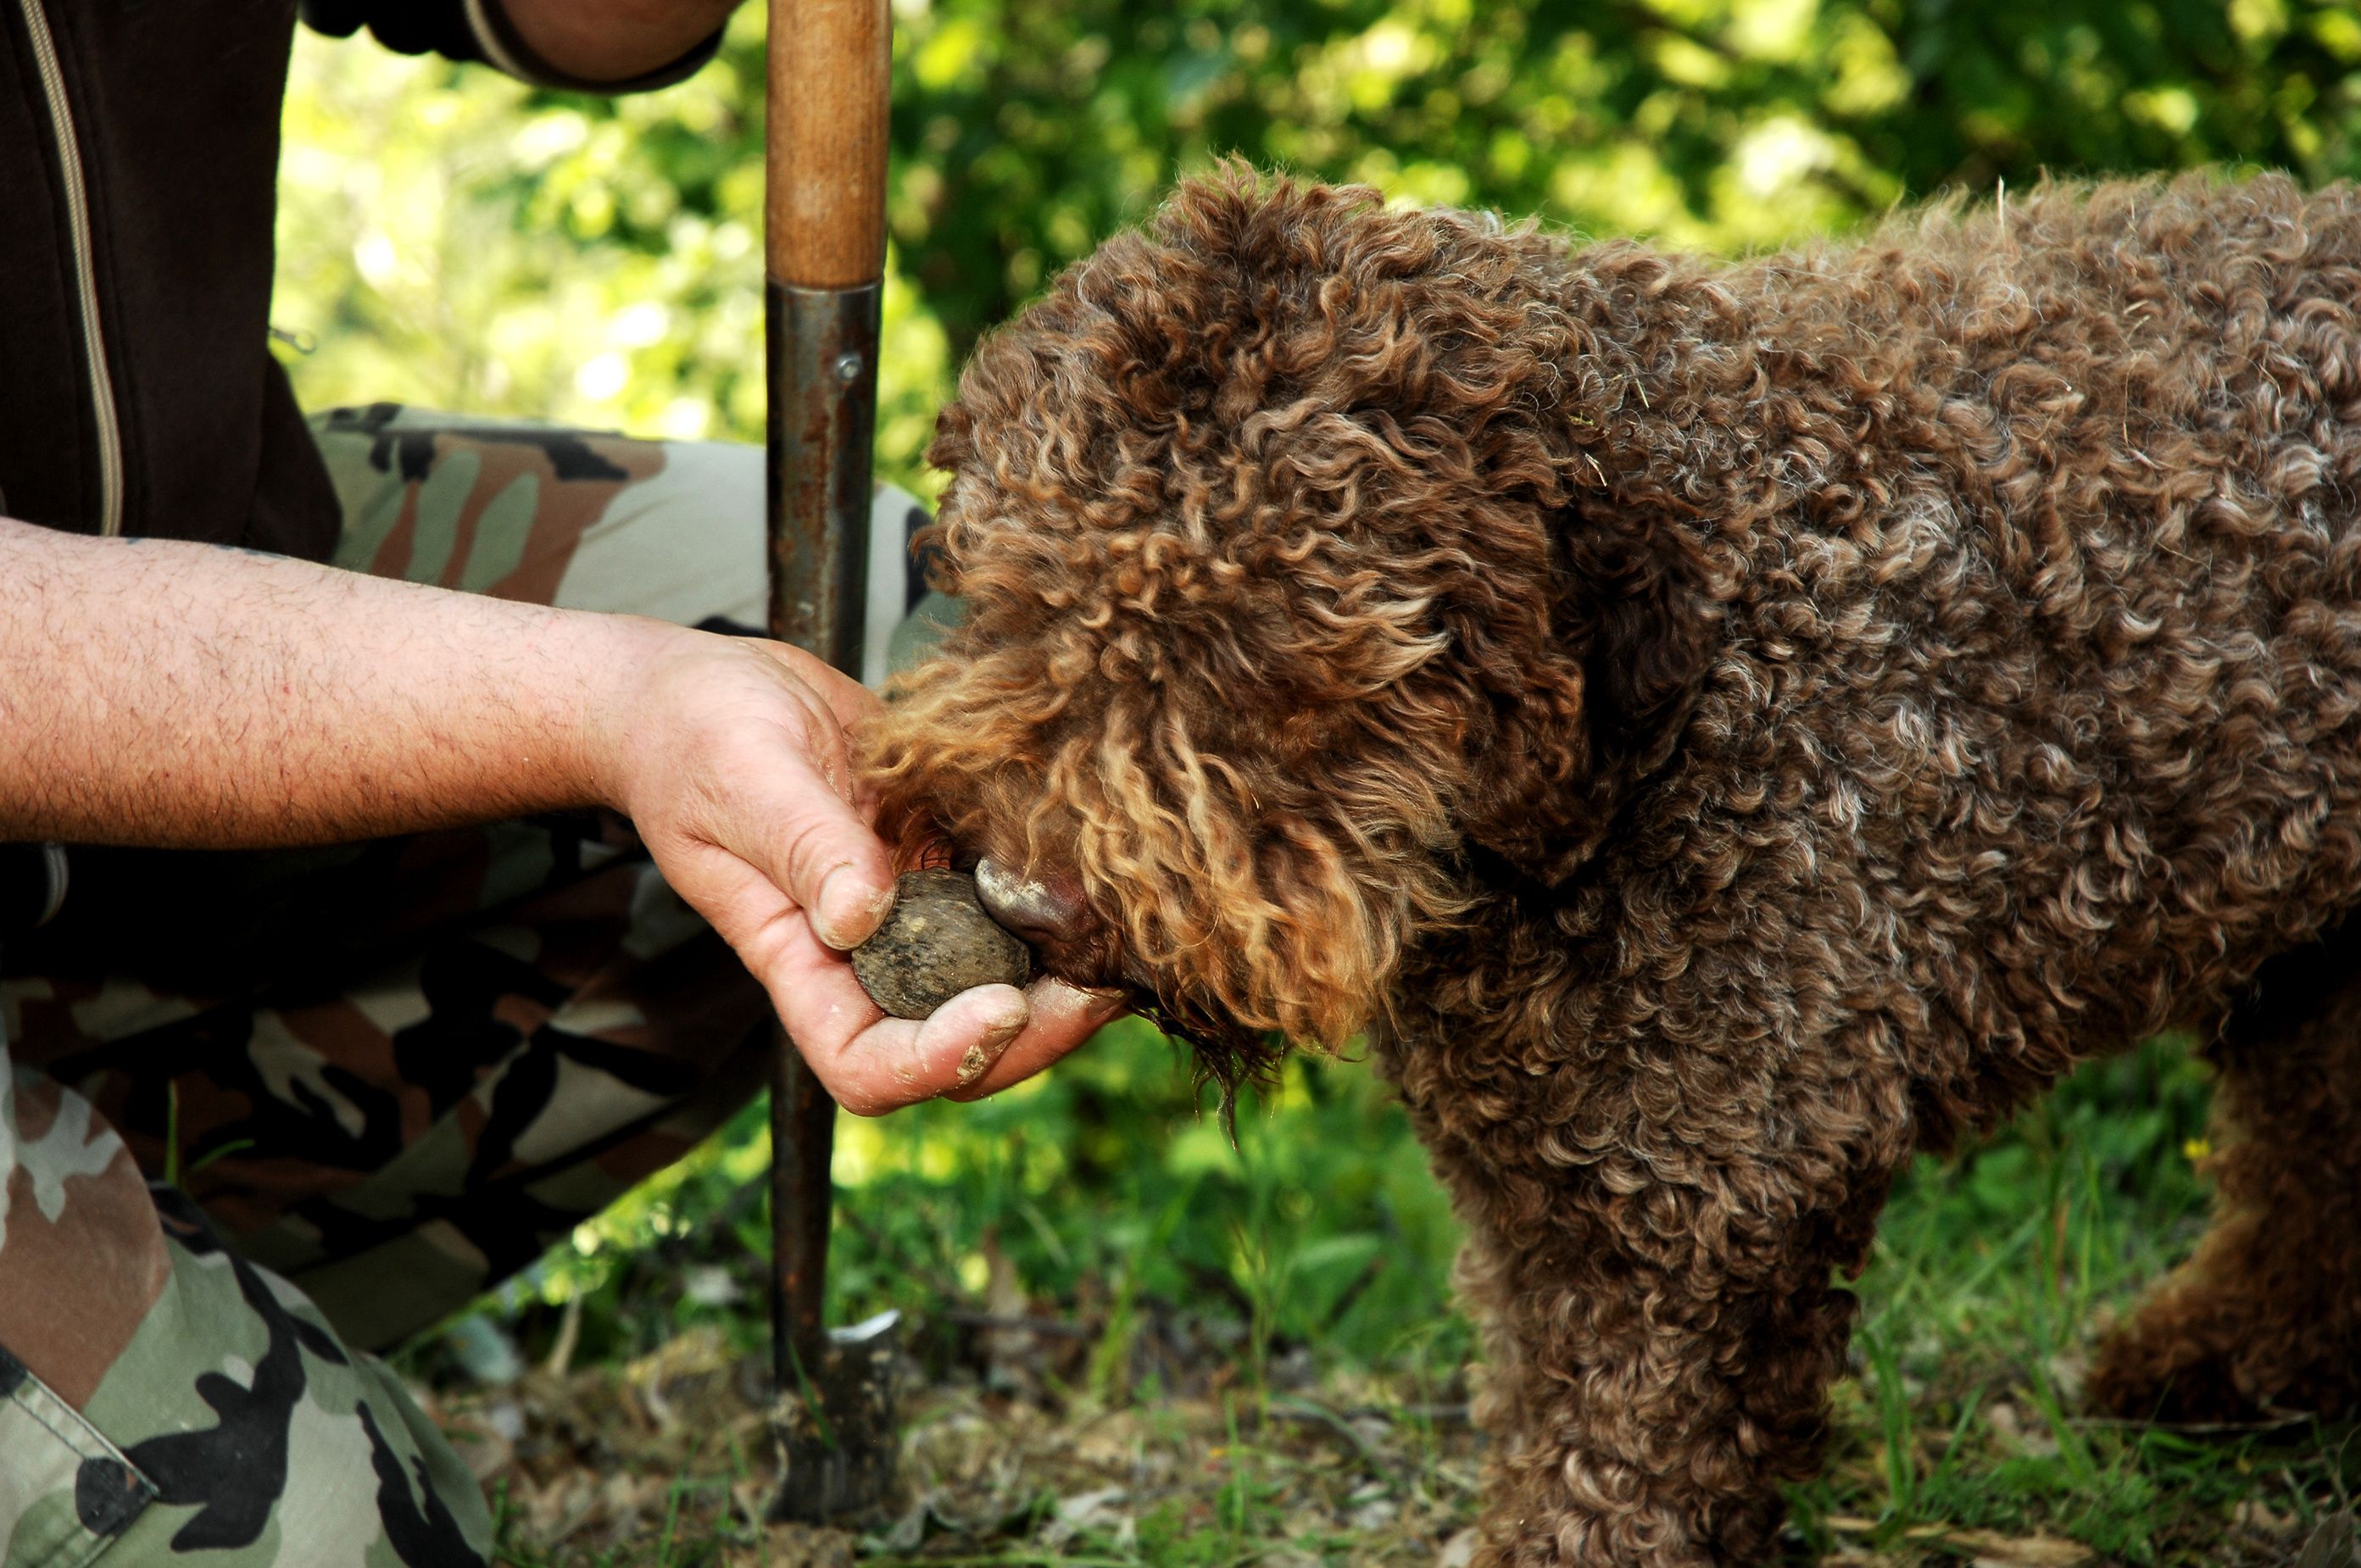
[0,518,648,848]
[0,516,1120,1111]
[497,0,738,84]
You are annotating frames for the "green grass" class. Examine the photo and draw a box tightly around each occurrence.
[1789,1041,2354,1565]
[421,1029,2356,1566]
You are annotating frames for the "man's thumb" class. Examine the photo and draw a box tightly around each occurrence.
[810,858,896,950]
[757,774,895,950]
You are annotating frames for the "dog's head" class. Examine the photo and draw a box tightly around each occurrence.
[865,169,1720,1078]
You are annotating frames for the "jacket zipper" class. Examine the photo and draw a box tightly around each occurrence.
[14,0,124,537]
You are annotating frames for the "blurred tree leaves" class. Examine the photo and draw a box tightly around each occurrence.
[859,0,2361,359]
[276,0,2361,500]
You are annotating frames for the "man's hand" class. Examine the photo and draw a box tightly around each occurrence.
[593,629,1122,1113]
[0,518,1118,1114]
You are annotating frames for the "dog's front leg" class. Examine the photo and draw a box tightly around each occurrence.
[1388,1005,1907,1568]
[1445,1163,1889,1567]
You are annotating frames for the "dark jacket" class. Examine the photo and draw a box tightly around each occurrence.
[0,0,714,555]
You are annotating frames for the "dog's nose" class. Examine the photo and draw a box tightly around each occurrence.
[973,858,1092,948]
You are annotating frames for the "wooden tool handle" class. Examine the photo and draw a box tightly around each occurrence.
[767,0,890,290]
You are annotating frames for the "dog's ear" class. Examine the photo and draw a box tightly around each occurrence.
[1464,506,1719,886]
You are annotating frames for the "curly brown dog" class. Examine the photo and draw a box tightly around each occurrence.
[865,166,2361,1565]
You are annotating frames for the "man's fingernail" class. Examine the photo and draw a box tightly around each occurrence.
[956,1010,1027,1087]
[1044,978,1128,1015]
[817,869,891,949]
[955,1042,995,1087]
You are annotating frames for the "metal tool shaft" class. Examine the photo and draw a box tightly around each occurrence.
[765,0,893,1524]
[766,283,880,678]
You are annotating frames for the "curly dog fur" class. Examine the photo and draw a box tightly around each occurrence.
[866,166,2361,1565]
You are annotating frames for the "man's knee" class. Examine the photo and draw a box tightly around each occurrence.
[0,1065,491,1568]
[309,405,945,687]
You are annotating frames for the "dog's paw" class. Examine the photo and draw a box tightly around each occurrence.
[2088,1298,2358,1424]
[2085,1324,2262,1423]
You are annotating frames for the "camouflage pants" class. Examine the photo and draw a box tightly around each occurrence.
[0,406,935,1567]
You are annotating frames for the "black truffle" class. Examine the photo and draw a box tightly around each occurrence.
[849,869,1033,1019]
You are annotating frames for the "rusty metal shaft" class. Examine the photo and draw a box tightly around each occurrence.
[765,281,881,1397]
[766,285,881,675]
[765,0,892,1524]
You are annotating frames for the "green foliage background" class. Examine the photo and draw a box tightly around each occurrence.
[279,4,2361,1553]
[277,0,2361,503]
